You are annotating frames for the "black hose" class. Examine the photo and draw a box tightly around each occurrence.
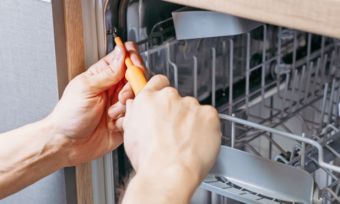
[118,0,129,41]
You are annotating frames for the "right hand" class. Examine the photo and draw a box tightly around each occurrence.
[122,75,221,194]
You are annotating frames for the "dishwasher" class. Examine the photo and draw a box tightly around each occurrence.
[81,0,340,203]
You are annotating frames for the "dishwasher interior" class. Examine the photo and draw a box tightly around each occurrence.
[103,1,340,203]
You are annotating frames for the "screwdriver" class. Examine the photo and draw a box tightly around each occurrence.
[113,28,147,95]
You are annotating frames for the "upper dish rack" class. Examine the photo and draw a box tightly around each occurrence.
[132,22,340,202]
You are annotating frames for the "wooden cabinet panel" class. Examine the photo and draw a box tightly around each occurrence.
[53,0,93,203]
[164,0,340,39]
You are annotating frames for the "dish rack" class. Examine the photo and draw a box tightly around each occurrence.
[128,21,340,203]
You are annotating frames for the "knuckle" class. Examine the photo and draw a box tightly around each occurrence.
[202,105,219,119]
[162,87,179,97]
[182,97,199,106]
[153,74,170,85]
[139,89,153,98]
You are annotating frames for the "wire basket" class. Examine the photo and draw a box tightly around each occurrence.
[134,22,340,202]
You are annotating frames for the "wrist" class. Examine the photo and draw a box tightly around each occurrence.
[38,117,70,168]
[123,164,200,204]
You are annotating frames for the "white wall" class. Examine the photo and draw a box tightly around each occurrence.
[0,0,66,203]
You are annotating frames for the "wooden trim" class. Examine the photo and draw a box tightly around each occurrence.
[63,0,86,80]
[62,0,94,203]
[164,0,340,39]
[75,163,93,204]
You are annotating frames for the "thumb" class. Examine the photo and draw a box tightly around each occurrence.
[84,45,126,94]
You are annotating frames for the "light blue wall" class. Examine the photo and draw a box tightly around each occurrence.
[0,0,67,203]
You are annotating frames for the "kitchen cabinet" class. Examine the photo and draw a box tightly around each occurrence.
[164,0,340,39]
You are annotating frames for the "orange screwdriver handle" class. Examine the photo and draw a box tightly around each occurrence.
[125,63,147,95]
[114,36,147,95]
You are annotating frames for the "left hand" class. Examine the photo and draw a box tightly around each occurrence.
[47,42,144,166]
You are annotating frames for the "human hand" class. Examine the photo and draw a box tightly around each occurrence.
[47,42,144,167]
[122,75,221,203]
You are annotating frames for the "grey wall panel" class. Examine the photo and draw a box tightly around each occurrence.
[0,0,66,203]
[1,170,66,204]
[0,0,58,131]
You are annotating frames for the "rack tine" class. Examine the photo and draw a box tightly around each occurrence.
[245,33,251,113]
[228,39,234,115]
[193,56,198,98]
[321,54,329,84]
[304,62,313,101]
[312,58,322,94]
[301,133,306,169]
[327,79,336,125]
[261,25,267,106]
[166,43,170,77]
[321,36,326,57]
[212,47,216,106]
[166,42,179,89]
[306,33,312,63]
[330,50,337,77]
[171,62,178,89]
[281,73,290,117]
[292,30,297,69]
[276,27,283,103]
[231,113,235,148]
[290,69,299,113]
[299,65,306,103]
[320,83,329,131]
[337,84,340,126]
[277,27,282,65]
[222,41,228,89]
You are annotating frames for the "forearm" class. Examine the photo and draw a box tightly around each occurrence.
[122,165,200,204]
[0,119,67,198]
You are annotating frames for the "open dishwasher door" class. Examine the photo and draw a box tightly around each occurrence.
[81,0,340,203]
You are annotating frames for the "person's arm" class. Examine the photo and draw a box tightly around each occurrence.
[0,119,67,198]
[0,42,142,199]
[121,75,222,204]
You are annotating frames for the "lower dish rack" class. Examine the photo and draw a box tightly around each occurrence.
[135,23,340,203]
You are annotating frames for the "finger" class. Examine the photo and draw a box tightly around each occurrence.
[84,45,126,93]
[125,42,145,71]
[181,96,200,107]
[126,99,133,110]
[104,43,126,64]
[118,83,134,105]
[122,99,134,131]
[108,102,126,119]
[115,117,125,132]
[130,53,145,72]
[125,41,139,52]
[143,75,170,92]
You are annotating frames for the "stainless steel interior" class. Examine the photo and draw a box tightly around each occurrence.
[102,0,340,203]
